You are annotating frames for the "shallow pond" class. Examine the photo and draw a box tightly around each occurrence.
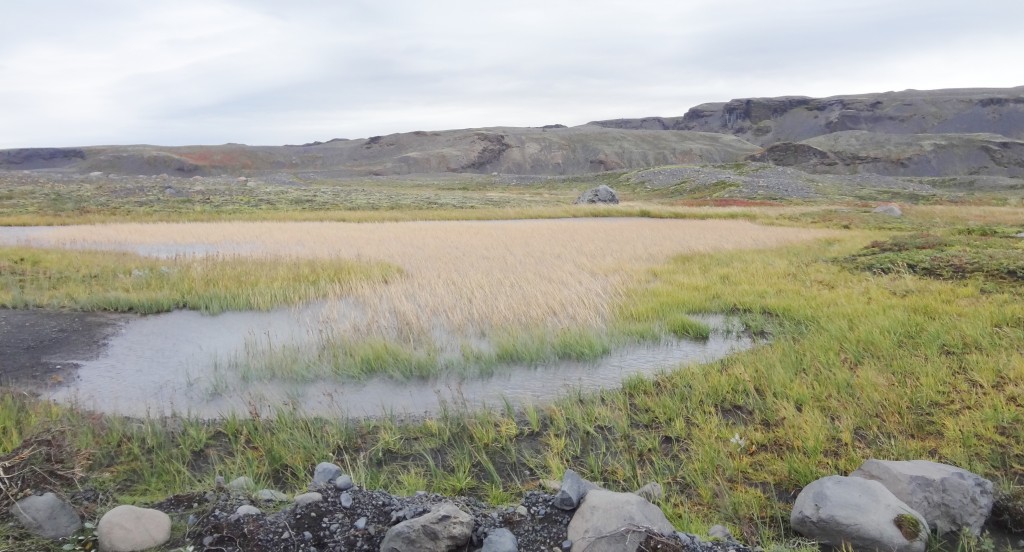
[1,220,780,419]
[45,306,754,419]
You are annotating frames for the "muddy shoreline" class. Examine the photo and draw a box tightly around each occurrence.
[0,308,130,388]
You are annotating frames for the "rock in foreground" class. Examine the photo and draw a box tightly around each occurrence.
[791,475,929,552]
[567,489,675,552]
[380,503,474,552]
[8,492,81,539]
[97,504,172,552]
[851,459,994,536]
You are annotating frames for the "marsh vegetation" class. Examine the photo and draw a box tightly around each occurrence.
[0,187,1022,550]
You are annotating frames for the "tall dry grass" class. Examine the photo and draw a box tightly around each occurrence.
[16,220,830,345]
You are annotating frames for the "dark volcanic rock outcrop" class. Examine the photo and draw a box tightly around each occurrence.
[0,148,86,169]
[590,87,1024,146]
[747,131,1024,177]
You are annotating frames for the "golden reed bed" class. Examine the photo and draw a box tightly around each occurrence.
[15,219,832,341]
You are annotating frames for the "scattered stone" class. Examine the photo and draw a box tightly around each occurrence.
[851,459,994,536]
[334,474,354,491]
[354,516,367,530]
[214,475,225,489]
[227,476,254,492]
[1014,232,1024,238]
[561,540,573,550]
[873,204,903,217]
[340,491,354,508]
[312,462,344,487]
[567,489,675,552]
[515,505,528,517]
[380,503,473,552]
[97,505,172,552]
[553,469,601,510]
[791,475,928,552]
[482,527,518,552]
[294,492,323,507]
[256,489,289,502]
[573,184,619,205]
[8,493,81,539]
[634,482,664,503]
[235,505,261,516]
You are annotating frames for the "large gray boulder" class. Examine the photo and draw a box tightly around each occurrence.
[573,185,619,205]
[8,492,81,539]
[379,503,474,552]
[851,459,994,536]
[97,505,172,552]
[567,489,675,552]
[791,475,929,552]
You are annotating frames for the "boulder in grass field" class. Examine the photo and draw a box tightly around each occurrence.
[573,185,619,204]
[872,204,903,217]
[851,459,994,536]
[791,475,929,552]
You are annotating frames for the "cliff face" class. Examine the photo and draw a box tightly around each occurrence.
[748,131,1024,177]
[590,87,1024,146]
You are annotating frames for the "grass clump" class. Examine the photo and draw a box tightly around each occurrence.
[842,231,1024,284]
[0,246,400,314]
[893,513,923,540]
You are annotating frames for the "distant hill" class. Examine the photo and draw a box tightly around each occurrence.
[2,87,1023,180]
[0,127,756,177]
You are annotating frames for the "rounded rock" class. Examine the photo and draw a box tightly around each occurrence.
[8,492,81,539]
[97,505,172,552]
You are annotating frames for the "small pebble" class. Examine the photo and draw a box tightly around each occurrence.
[354,517,367,530]
[561,539,573,550]
[303,531,313,540]
[340,492,353,508]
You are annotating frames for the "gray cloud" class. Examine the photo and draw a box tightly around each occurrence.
[1,0,1022,147]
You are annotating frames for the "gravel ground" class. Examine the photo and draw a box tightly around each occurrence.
[149,482,757,552]
[629,163,943,200]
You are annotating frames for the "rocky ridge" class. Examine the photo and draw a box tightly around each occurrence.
[589,87,1024,145]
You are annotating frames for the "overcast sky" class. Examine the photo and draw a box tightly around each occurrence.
[2,0,1023,148]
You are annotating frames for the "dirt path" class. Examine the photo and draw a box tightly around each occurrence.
[0,309,129,388]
